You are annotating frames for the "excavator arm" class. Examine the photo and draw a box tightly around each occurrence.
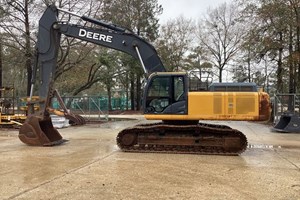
[19,5,165,146]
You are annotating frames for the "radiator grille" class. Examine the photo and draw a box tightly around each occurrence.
[236,95,255,114]
[213,94,256,115]
[213,94,222,114]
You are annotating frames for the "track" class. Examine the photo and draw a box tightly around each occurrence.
[117,122,248,155]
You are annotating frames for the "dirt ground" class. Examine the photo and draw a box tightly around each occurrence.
[0,115,299,200]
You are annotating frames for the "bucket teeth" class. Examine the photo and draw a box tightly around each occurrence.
[18,116,65,146]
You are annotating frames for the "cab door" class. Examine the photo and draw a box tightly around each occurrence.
[143,74,188,114]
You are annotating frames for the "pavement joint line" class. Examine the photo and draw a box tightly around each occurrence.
[5,151,117,200]
[246,124,267,143]
[274,149,300,172]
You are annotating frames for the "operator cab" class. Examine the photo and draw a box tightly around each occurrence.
[143,72,188,115]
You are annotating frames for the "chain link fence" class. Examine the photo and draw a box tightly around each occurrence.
[14,95,130,121]
[53,95,131,121]
[272,94,300,124]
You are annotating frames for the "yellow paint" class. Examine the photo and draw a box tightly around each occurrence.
[145,91,270,121]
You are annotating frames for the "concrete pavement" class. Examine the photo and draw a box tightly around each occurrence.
[0,116,299,199]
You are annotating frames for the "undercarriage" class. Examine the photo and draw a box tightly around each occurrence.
[117,122,248,155]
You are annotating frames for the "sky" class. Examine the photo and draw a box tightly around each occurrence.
[157,0,233,23]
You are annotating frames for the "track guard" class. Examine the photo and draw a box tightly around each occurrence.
[19,116,65,146]
[272,113,300,133]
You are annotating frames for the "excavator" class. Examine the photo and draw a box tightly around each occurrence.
[18,5,271,155]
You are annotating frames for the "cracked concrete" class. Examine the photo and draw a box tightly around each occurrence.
[0,116,299,200]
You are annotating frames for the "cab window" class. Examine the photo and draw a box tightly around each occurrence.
[174,76,184,101]
[146,77,170,113]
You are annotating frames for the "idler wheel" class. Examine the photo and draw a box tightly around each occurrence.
[119,132,137,147]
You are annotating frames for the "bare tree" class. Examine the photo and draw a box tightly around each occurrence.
[0,9,3,90]
[0,37,2,89]
[0,0,38,95]
[101,0,162,111]
[156,16,195,72]
[197,2,246,82]
[238,0,300,93]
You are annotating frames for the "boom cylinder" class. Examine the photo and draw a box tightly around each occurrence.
[57,7,125,32]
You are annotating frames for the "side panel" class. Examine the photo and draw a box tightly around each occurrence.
[144,91,270,121]
[188,92,259,120]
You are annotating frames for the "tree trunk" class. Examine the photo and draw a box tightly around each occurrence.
[126,89,129,110]
[24,1,32,96]
[130,73,135,110]
[277,32,284,93]
[0,41,2,94]
[126,74,129,110]
[291,1,300,92]
[247,49,251,82]
[288,26,295,111]
[288,26,295,94]
[26,56,32,96]
[107,86,112,111]
[297,13,300,93]
[219,66,223,82]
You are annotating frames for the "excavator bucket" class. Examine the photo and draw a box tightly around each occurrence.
[19,116,65,146]
[272,113,300,133]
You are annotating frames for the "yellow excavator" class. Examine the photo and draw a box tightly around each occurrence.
[18,5,271,155]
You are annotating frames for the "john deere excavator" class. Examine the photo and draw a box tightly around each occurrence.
[19,5,271,155]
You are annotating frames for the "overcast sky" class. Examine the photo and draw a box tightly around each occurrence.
[157,0,233,22]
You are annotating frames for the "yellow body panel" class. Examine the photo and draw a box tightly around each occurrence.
[145,91,270,121]
[188,92,259,120]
